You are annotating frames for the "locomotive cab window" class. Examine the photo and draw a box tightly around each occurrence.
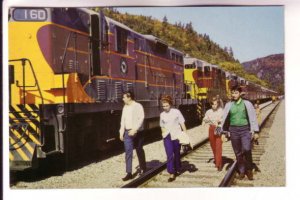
[101,17,109,49]
[178,56,183,64]
[156,42,168,54]
[204,66,210,77]
[134,37,144,51]
[176,55,183,63]
[115,26,128,54]
[240,80,245,85]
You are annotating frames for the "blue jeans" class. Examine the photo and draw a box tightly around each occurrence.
[229,125,253,174]
[124,130,146,173]
[163,134,181,174]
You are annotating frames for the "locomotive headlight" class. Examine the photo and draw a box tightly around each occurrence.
[57,104,64,114]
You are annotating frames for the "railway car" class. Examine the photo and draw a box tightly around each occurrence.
[8,7,198,170]
[185,57,278,117]
[183,56,227,118]
[227,74,278,103]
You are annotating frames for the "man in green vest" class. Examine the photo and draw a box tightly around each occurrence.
[220,85,259,180]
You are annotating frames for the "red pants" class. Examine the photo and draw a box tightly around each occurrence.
[209,125,222,168]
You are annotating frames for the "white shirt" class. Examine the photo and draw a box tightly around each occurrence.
[123,103,134,129]
[160,108,185,140]
[119,101,144,134]
[203,107,223,126]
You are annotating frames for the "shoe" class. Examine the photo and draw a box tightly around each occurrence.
[168,174,176,182]
[246,170,254,180]
[238,173,245,180]
[217,166,223,171]
[139,168,147,176]
[122,173,133,181]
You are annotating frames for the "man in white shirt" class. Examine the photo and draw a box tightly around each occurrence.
[119,91,146,181]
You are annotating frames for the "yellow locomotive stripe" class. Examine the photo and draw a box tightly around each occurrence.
[197,77,213,80]
[137,63,182,75]
[9,119,41,145]
[9,152,14,160]
[10,128,35,154]
[9,105,41,145]
[135,50,184,66]
[9,137,30,161]
[105,50,135,60]
[52,23,89,36]
[66,47,89,55]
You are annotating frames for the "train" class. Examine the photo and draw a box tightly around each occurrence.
[8,7,277,171]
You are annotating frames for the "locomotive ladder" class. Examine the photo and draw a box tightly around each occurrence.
[9,58,45,170]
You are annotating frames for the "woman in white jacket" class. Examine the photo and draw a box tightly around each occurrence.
[160,95,187,182]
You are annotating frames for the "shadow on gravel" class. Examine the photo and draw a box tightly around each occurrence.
[145,159,164,169]
[222,156,235,171]
[180,161,198,174]
[11,127,201,186]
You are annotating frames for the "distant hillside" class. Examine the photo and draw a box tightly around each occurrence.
[242,54,284,94]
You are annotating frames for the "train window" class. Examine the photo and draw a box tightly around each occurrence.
[241,80,245,85]
[198,67,203,77]
[184,64,196,69]
[101,17,109,49]
[156,42,168,54]
[174,55,183,64]
[134,38,140,50]
[116,26,128,54]
[204,66,210,77]
[171,53,176,61]
[179,56,183,64]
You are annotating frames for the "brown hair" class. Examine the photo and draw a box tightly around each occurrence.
[210,96,221,109]
[161,95,173,106]
[123,90,135,100]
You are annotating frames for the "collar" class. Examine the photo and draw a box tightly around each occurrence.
[235,98,242,105]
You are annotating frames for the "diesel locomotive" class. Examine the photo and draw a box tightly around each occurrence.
[8,7,199,170]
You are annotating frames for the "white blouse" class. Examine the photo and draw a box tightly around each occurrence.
[203,107,223,126]
[160,108,185,140]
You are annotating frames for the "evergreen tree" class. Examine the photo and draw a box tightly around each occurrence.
[229,47,234,57]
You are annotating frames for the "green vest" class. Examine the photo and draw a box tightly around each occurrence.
[229,98,249,126]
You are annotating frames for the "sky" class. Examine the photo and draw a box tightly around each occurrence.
[116,6,284,63]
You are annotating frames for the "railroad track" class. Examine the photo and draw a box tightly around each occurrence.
[122,101,281,188]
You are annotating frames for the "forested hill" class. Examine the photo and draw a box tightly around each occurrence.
[242,54,284,94]
[98,8,269,88]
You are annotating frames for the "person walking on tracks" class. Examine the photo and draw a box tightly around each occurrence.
[119,91,146,181]
[220,85,259,180]
[254,100,261,126]
[203,96,225,171]
[160,95,187,182]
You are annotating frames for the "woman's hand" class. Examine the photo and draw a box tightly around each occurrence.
[221,134,226,142]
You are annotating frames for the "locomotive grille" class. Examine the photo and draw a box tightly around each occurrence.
[115,82,123,100]
[96,80,106,101]
[126,82,133,93]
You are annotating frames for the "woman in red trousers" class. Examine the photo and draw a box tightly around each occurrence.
[203,96,225,171]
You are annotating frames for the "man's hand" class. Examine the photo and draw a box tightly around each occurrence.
[128,129,137,136]
[119,133,124,141]
[252,132,259,140]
